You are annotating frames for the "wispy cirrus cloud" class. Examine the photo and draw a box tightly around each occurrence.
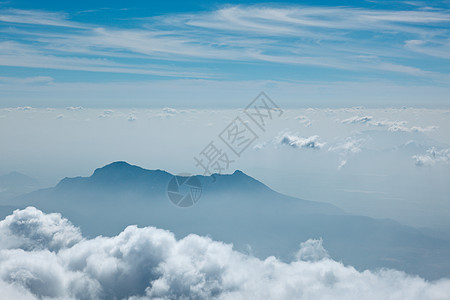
[0,4,449,82]
[0,41,215,78]
[0,76,53,84]
[405,39,450,59]
[0,8,83,28]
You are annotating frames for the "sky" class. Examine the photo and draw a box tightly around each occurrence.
[0,0,449,231]
[1,2,450,298]
[0,0,449,107]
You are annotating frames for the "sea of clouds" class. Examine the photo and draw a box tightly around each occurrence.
[1,207,450,300]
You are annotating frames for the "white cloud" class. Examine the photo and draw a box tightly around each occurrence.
[1,5,449,82]
[0,8,82,28]
[1,207,450,300]
[253,142,266,151]
[328,137,364,169]
[384,123,438,133]
[15,106,33,111]
[343,116,438,133]
[0,207,82,252]
[0,280,37,300]
[368,119,407,127]
[295,115,312,127]
[65,106,85,111]
[338,159,348,169]
[0,41,212,78]
[277,132,325,149]
[295,238,330,262]
[400,125,438,133]
[342,115,373,124]
[405,39,450,60]
[329,137,363,154]
[413,147,450,166]
[162,107,178,114]
[0,76,53,84]
[98,109,114,118]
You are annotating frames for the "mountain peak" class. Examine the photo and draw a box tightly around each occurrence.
[0,171,38,186]
[96,161,134,170]
[56,162,266,194]
[92,161,144,176]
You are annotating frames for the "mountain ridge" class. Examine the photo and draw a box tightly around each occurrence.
[4,161,450,280]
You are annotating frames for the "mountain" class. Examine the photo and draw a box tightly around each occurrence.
[8,161,450,280]
[0,171,40,202]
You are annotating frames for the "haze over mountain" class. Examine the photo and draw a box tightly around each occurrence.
[0,171,41,202]
[5,161,450,280]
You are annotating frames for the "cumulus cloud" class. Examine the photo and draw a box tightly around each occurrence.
[255,131,326,151]
[277,132,325,150]
[295,238,330,262]
[413,147,450,166]
[1,208,450,300]
[0,207,82,252]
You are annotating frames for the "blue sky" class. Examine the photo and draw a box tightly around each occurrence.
[0,0,449,107]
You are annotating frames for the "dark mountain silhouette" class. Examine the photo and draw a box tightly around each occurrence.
[7,161,450,280]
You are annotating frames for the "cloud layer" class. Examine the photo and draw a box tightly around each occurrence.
[1,207,450,300]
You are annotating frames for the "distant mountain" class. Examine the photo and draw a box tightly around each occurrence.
[8,161,450,280]
[0,171,40,202]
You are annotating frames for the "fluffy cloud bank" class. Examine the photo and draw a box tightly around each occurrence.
[1,207,450,300]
